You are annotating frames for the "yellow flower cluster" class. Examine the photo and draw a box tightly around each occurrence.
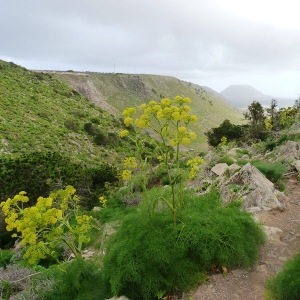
[121,157,138,181]
[99,196,107,208]
[121,170,132,180]
[218,136,227,147]
[0,186,95,264]
[120,96,198,150]
[120,129,129,138]
[123,157,138,169]
[264,118,273,131]
[186,156,205,179]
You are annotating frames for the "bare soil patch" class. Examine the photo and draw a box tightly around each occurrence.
[183,175,300,300]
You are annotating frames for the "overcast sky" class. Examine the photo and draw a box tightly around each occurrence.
[1,0,300,99]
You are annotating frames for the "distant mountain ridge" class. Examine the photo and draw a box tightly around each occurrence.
[208,85,295,108]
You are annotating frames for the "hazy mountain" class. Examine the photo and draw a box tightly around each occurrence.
[218,85,295,108]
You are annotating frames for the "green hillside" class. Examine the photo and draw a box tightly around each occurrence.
[54,71,245,150]
[0,60,244,159]
[0,60,128,165]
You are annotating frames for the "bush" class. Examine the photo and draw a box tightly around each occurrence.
[0,152,90,205]
[0,250,14,269]
[265,141,277,152]
[101,189,266,300]
[205,120,247,147]
[18,259,107,300]
[64,119,80,132]
[219,155,235,165]
[0,152,118,208]
[265,252,300,300]
[252,161,287,183]
[84,122,99,136]
[93,131,108,145]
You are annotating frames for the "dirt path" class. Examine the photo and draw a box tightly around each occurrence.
[184,175,300,300]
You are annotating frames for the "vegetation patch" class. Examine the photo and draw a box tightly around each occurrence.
[265,252,300,300]
[101,189,266,300]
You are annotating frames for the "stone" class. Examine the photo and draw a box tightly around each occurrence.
[220,163,287,211]
[228,163,241,175]
[293,160,300,171]
[262,225,284,242]
[276,141,300,163]
[211,163,229,176]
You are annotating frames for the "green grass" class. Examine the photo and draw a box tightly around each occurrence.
[252,161,287,183]
[265,252,300,300]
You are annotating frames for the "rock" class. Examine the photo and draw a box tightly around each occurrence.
[220,163,287,211]
[228,163,241,175]
[293,160,300,171]
[93,206,101,211]
[262,225,284,242]
[211,163,229,176]
[276,141,300,163]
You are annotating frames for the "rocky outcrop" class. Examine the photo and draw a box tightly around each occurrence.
[220,163,287,211]
[276,141,300,163]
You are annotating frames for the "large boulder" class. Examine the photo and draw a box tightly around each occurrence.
[220,163,287,211]
[276,141,300,163]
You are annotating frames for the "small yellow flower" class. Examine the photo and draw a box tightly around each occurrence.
[140,103,147,110]
[124,117,133,127]
[149,100,157,106]
[181,137,191,145]
[161,98,172,107]
[122,170,132,180]
[120,130,129,138]
[189,115,197,122]
[99,196,107,208]
[124,157,138,169]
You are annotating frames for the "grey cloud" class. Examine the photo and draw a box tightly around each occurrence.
[1,0,299,98]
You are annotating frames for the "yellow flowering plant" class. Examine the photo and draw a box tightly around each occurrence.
[0,185,98,264]
[120,96,204,225]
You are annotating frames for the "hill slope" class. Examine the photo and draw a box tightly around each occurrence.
[0,60,128,165]
[51,71,245,150]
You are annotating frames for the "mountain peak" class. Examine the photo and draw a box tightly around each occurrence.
[219,85,294,108]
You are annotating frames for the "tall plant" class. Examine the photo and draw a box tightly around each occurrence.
[120,96,204,225]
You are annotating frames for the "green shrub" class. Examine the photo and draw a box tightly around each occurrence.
[84,122,99,136]
[219,155,235,165]
[101,189,266,300]
[205,119,246,146]
[0,152,118,208]
[265,141,277,152]
[252,161,287,183]
[21,259,107,300]
[265,252,300,300]
[0,280,14,300]
[236,149,251,156]
[64,119,80,132]
[277,134,288,146]
[0,152,90,205]
[0,250,14,269]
